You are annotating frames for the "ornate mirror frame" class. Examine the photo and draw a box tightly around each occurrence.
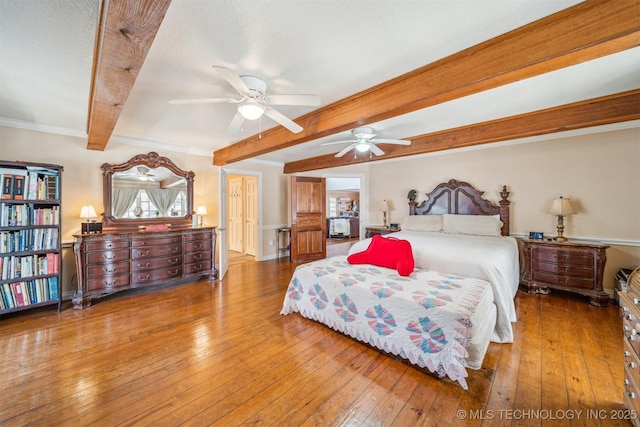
[101,152,195,230]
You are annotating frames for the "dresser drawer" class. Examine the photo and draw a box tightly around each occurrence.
[531,249,593,267]
[85,239,129,252]
[184,251,212,264]
[86,260,130,278]
[85,248,130,264]
[86,273,130,291]
[131,236,182,247]
[625,339,640,388]
[131,255,182,272]
[131,244,181,259]
[185,260,212,275]
[132,267,183,285]
[183,230,212,242]
[184,240,212,253]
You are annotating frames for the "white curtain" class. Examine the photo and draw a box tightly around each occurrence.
[112,187,140,217]
[146,188,181,217]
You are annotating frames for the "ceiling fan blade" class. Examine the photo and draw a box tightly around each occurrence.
[212,66,250,95]
[370,144,385,156]
[335,144,356,157]
[264,107,303,133]
[372,138,411,145]
[169,97,238,105]
[320,139,355,146]
[227,111,244,134]
[266,94,321,107]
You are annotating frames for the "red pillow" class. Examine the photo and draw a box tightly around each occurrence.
[347,234,415,276]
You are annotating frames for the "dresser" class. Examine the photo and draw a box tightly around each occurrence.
[619,267,640,426]
[73,227,216,309]
[520,239,609,306]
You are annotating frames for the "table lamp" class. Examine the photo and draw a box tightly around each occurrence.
[548,196,575,242]
[80,204,102,233]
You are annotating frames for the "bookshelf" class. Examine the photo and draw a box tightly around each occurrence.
[0,160,63,314]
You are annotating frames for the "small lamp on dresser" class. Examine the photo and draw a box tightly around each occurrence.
[80,204,102,234]
[548,196,575,242]
[195,205,207,227]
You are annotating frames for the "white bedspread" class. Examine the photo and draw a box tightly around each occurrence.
[281,256,492,389]
[348,231,519,343]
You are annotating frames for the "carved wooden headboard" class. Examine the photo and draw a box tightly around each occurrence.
[408,179,511,236]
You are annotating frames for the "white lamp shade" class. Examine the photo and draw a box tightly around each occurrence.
[237,101,264,120]
[379,200,390,212]
[548,197,575,215]
[79,204,98,220]
[196,205,208,216]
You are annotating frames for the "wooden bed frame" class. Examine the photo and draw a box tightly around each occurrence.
[408,179,511,236]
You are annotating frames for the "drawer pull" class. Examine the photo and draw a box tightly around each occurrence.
[193,254,202,260]
[137,262,150,269]
[137,250,151,257]
[103,254,115,261]
[193,263,203,271]
[103,279,116,286]
[169,268,180,276]
[169,259,179,265]
[103,267,116,273]
[635,298,640,305]
[193,243,203,250]
[137,274,150,281]
[627,361,637,369]
[629,392,637,399]
[170,247,179,253]
[106,243,113,248]
[625,351,632,358]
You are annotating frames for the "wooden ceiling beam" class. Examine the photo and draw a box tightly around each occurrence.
[86,0,171,151]
[283,90,640,174]
[213,0,640,166]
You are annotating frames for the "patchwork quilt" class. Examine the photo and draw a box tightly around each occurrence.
[280,256,492,389]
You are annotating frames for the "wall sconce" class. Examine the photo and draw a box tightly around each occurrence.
[379,199,391,228]
[80,204,102,233]
[548,196,575,242]
[195,205,208,227]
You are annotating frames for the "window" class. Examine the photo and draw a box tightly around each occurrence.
[122,190,185,218]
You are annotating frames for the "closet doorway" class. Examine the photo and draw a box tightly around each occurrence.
[228,174,258,264]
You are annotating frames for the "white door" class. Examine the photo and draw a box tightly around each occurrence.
[228,176,243,252]
[217,169,229,280]
[245,176,258,256]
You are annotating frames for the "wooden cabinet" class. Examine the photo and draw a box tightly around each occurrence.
[619,268,640,426]
[520,238,609,306]
[73,227,216,309]
[365,226,400,238]
[0,160,63,315]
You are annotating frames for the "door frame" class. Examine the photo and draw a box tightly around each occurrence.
[219,168,263,273]
[322,172,367,239]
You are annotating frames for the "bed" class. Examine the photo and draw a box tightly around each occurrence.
[281,179,518,388]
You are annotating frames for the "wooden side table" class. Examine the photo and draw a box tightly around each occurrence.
[520,238,609,306]
[365,226,401,238]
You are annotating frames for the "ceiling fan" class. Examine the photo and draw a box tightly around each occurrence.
[322,127,411,157]
[117,166,156,181]
[169,66,321,134]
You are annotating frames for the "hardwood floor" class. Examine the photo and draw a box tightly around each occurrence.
[0,258,626,426]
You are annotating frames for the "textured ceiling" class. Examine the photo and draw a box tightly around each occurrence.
[1,0,638,164]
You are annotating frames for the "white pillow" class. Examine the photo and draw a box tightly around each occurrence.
[442,214,503,236]
[400,215,442,232]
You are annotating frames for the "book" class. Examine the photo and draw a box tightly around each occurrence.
[1,174,13,199]
[2,283,14,308]
[12,174,25,200]
[48,276,59,301]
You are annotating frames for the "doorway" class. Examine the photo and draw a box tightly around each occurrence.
[228,174,258,263]
[324,175,364,256]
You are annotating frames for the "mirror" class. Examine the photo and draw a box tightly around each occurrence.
[102,152,194,230]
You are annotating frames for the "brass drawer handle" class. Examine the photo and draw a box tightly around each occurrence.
[137,274,150,281]
[137,262,150,269]
[169,268,180,276]
[103,279,116,286]
[103,267,116,273]
[170,247,179,253]
[169,259,179,265]
[103,254,115,260]
[137,250,151,257]
[193,254,202,260]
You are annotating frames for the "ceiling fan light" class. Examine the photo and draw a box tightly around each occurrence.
[355,142,370,153]
[238,101,264,120]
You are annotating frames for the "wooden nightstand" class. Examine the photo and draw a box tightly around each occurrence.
[365,226,401,238]
[520,238,609,306]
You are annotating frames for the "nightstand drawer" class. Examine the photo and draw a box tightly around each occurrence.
[532,270,593,289]
[531,250,593,266]
[533,261,593,277]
